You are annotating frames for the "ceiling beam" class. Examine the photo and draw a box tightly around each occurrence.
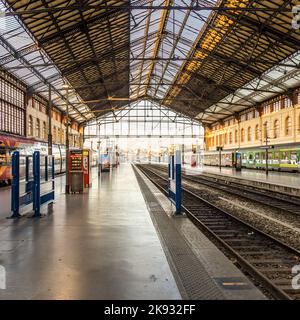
[1,4,293,16]
[144,0,172,94]
[223,7,300,50]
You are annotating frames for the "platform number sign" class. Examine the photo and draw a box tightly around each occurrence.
[292,5,300,30]
[0,265,6,290]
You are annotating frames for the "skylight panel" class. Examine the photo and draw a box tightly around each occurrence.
[130,0,215,100]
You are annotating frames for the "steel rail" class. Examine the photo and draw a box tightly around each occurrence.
[136,164,300,300]
[182,173,300,216]
[150,164,300,215]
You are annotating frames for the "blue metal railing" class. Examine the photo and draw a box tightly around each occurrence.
[10,151,55,218]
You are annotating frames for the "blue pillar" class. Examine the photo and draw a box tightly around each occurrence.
[168,155,172,198]
[52,156,55,197]
[10,151,20,218]
[168,150,182,215]
[174,150,182,215]
[32,151,41,217]
[45,155,48,182]
[25,156,29,181]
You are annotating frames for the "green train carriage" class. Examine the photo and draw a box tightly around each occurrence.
[204,147,300,172]
[241,148,300,171]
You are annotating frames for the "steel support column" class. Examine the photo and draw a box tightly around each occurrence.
[48,85,53,156]
[65,87,70,194]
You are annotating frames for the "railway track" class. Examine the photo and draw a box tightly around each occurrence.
[184,173,300,216]
[136,164,300,300]
[150,164,300,216]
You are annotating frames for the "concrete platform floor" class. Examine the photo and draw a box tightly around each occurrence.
[0,165,181,299]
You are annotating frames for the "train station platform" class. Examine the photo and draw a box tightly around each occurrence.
[0,164,266,300]
[183,165,300,198]
[0,165,180,299]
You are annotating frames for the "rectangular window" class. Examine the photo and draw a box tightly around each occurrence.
[38,101,46,113]
[0,76,25,135]
[263,104,271,114]
[273,101,281,112]
[247,111,253,120]
[284,97,292,108]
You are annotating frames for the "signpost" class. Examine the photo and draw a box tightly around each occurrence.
[168,150,182,215]
[216,146,223,171]
[235,152,242,171]
[260,145,274,176]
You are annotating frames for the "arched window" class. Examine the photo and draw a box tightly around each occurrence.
[234,129,238,143]
[229,132,232,144]
[61,130,65,144]
[43,122,47,140]
[36,119,40,138]
[285,116,292,136]
[273,120,280,138]
[263,121,269,140]
[57,128,61,144]
[53,127,56,143]
[255,124,259,140]
[219,134,223,146]
[224,133,228,145]
[28,115,33,136]
[240,128,245,143]
[247,127,252,142]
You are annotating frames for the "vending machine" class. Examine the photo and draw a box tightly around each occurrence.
[69,149,84,193]
[69,149,92,193]
[82,149,92,188]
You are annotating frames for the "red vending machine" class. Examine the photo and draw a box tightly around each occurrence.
[82,149,92,188]
[68,149,92,192]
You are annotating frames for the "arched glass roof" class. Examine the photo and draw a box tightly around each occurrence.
[0,0,299,125]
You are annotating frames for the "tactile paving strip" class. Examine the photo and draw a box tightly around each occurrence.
[133,166,225,300]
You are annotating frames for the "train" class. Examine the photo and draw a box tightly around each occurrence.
[204,145,300,172]
[0,133,96,184]
[0,133,66,184]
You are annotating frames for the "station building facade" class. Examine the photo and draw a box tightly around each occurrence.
[0,69,82,147]
[26,94,82,147]
[204,87,300,151]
